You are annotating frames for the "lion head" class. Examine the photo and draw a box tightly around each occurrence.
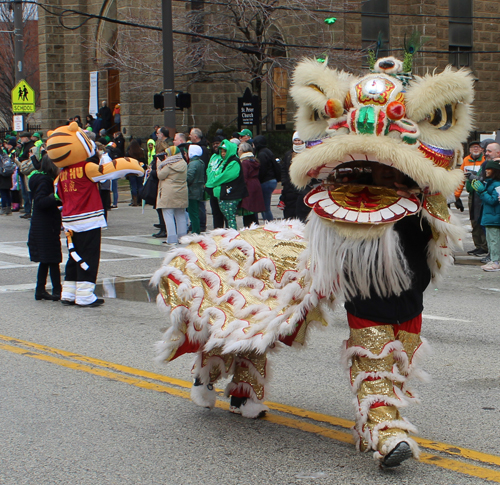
[289,57,474,232]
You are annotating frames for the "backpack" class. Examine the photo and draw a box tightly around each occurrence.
[0,156,15,177]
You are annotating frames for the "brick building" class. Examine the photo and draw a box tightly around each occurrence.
[38,0,500,140]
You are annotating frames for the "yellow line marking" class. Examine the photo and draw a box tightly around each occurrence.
[419,453,500,483]
[2,334,500,481]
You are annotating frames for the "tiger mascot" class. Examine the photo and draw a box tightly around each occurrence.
[46,122,144,306]
[152,57,473,468]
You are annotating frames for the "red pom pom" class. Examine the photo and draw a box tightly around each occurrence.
[386,101,405,120]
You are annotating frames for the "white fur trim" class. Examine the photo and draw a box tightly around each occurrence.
[240,399,269,419]
[190,382,216,409]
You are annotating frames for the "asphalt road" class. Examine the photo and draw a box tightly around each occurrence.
[0,193,499,485]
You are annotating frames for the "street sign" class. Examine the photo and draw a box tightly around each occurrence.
[13,115,23,131]
[238,87,260,128]
[12,80,35,113]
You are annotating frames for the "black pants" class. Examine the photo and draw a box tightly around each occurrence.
[156,208,166,230]
[209,195,225,229]
[65,228,101,283]
[243,213,259,227]
[36,263,62,295]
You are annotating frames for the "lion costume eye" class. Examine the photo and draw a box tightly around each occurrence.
[427,103,456,130]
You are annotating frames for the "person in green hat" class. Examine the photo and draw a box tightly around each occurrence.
[238,128,253,144]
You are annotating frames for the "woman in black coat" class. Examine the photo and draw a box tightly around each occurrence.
[28,155,62,301]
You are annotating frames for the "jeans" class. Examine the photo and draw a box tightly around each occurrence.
[129,176,142,198]
[112,179,118,206]
[162,208,188,243]
[0,188,11,207]
[19,176,31,213]
[260,179,277,221]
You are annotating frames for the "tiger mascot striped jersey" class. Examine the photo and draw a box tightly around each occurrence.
[47,122,144,231]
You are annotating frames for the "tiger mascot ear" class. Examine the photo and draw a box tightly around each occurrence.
[46,122,96,167]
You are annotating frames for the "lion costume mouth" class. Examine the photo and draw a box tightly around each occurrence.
[304,157,421,224]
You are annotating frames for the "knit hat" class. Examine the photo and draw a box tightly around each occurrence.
[292,131,302,141]
[19,131,31,138]
[486,160,500,171]
[188,144,203,158]
[32,132,42,139]
[6,136,17,147]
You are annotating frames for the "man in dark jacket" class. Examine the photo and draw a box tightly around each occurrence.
[188,127,209,231]
[98,101,113,130]
[253,134,279,221]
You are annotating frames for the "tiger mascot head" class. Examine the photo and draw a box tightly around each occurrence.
[46,122,96,168]
[289,56,474,237]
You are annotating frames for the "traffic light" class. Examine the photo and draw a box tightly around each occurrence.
[176,92,191,110]
[153,93,164,110]
[154,91,191,111]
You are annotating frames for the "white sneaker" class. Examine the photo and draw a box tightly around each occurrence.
[482,261,500,272]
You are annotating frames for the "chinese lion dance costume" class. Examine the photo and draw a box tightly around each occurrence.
[152,57,473,468]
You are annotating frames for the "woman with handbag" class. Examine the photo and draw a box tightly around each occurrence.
[206,139,248,230]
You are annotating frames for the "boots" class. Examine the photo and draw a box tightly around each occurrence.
[1,206,12,216]
[129,195,138,206]
[342,324,419,467]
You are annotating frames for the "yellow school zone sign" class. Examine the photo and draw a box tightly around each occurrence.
[12,80,35,113]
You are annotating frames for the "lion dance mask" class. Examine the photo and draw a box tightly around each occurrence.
[153,57,473,468]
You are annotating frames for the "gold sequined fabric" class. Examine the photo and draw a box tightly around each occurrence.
[347,325,411,453]
[157,224,327,363]
[424,193,451,222]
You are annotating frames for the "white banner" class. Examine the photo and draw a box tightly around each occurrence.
[89,71,99,117]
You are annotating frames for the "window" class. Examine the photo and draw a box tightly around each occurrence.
[361,0,390,59]
[449,0,472,67]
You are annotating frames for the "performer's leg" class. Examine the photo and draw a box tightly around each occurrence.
[190,349,234,409]
[393,315,430,402]
[48,263,62,298]
[35,263,49,298]
[225,351,269,419]
[61,248,77,304]
[342,313,419,466]
[73,229,102,306]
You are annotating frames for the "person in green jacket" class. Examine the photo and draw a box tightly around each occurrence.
[186,145,206,234]
[146,139,156,166]
[205,136,225,228]
[206,139,247,230]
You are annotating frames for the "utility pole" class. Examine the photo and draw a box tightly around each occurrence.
[13,0,24,130]
[162,0,176,136]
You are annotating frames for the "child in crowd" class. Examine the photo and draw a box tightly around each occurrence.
[472,159,500,271]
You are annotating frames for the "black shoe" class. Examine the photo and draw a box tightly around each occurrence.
[77,298,105,307]
[35,291,59,301]
[153,224,162,228]
[152,231,167,238]
[20,213,31,219]
[474,249,489,257]
[480,255,491,264]
[381,441,413,468]
[61,299,75,305]
[467,248,481,255]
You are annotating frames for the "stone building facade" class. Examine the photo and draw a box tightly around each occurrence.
[38,0,500,140]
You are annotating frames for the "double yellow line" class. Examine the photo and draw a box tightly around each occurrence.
[1,334,499,482]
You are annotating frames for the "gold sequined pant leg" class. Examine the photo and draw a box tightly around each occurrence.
[343,317,417,456]
[226,351,268,402]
